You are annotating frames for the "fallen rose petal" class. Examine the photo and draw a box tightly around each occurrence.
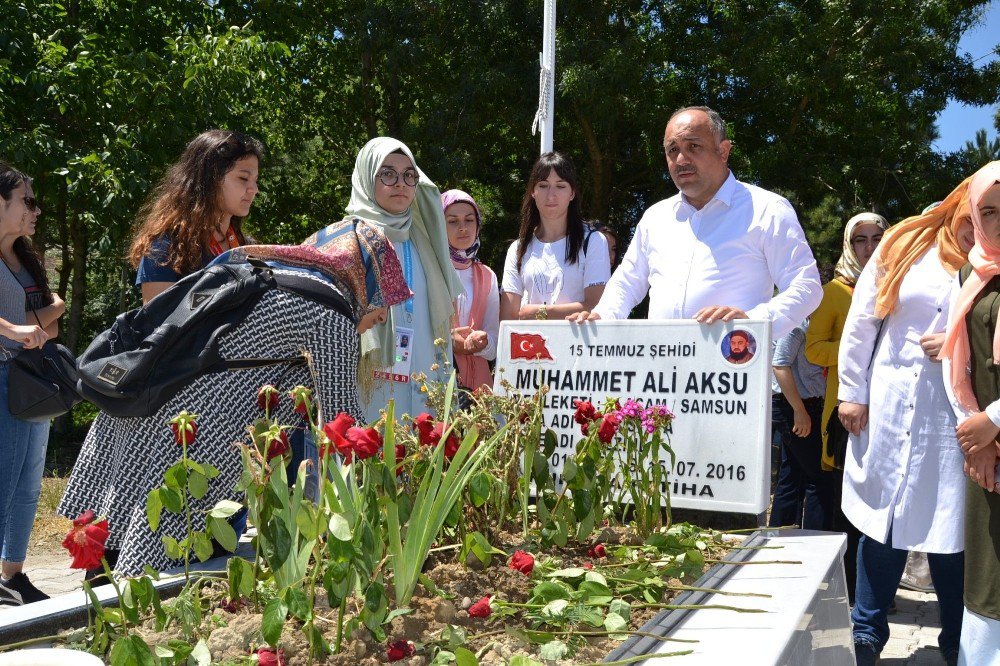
[385,639,416,661]
[255,646,286,666]
[509,550,535,575]
[468,595,492,618]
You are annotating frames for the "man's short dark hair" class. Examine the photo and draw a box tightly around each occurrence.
[668,105,728,142]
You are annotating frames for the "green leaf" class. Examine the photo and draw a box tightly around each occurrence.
[209,499,243,518]
[153,645,174,659]
[604,611,628,639]
[284,587,312,621]
[227,556,254,599]
[187,470,209,499]
[145,488,163,532]
[262,597,288,646]
[328,513,352,541]
[541,598,570,618]
[609,598,631,621]
[192,531,214,562]
[539,640,569,661]
[469,472,491,507]
[576,580,613,604]
[563,458,578,482]
[548,567,587,580]
[384,607,413,624]
[510,657,544,666]
[190,639,211,666]
[430,652,456,665]
[542,428,558,456]
[109,635,154,666]
[454,646,478,666]
[160,487,183,513]
[208,516,238,553]
[164,463,186,491]
[161,535,182,560]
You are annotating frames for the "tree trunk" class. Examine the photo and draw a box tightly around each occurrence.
[64,210,87,353]
[573,105,609,223]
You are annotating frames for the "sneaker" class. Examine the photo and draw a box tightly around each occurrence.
[0,572,51,605]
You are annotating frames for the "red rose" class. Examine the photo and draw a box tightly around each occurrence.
[255,646,286,666]
[393,444,407,475]
[265,430,290,461]
[468,595,492,618]
[582,562,594,570]
[413,412,435,445]
[170,420,198,446]
[587,543,607,558]
[386,640,415,661]
[256,385,279,412]
[347,426,382,461]
[62,511,110,570]
[596,413,620,444]
[509,550,535,575]
[580,422,590,436]
[431,423,460,459]
[573,399,598,425]
[290,386,312,418]
[321,413,355,459]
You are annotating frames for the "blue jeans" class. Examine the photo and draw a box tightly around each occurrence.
[768,395,834,530]
[853,532,964,657]
[0,363,51,563]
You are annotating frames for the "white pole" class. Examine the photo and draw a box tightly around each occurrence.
[533,0,556,154]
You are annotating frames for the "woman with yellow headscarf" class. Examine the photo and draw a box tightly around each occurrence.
[836,176,974,665]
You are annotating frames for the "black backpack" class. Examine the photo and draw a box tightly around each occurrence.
[77,260,341,418]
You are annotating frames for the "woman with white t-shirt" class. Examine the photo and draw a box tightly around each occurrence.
[500,152,610,321]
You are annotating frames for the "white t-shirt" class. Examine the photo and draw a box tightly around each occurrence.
[456,264,499,362]
[501,232,611,305]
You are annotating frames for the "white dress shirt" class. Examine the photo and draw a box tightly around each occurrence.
[592,172,821,340]
[838,245,965,553]
[455,264,499,362]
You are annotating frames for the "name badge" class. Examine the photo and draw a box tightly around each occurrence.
[374,326,414,384]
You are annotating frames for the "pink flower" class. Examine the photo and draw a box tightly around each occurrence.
[509,550,535,575]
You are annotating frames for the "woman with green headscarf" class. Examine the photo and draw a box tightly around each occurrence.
[310,137,462,422]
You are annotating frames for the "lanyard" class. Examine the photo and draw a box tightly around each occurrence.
[402,241,414,315]
[208,226,241,256]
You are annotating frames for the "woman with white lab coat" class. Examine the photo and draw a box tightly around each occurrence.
[837,178,974,666]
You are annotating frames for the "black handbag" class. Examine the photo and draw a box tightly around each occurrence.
[1,257,80,421]
[8,342,81,421]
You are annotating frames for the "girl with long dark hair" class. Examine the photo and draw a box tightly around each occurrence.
[0,163,63,605]
[129,130,262,303]
[499,152,609,321]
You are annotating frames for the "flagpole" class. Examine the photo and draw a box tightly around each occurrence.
[533,0,556,154]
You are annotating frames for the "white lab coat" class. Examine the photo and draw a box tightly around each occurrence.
[838,245,966,553]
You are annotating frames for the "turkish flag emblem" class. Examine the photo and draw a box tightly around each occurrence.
[510,332,554,361]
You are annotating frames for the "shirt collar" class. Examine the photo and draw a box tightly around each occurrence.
[676,170,736,212]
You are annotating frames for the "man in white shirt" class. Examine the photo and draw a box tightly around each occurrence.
[571,106,821,339]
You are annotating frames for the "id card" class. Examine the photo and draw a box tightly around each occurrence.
[374,326,414,383]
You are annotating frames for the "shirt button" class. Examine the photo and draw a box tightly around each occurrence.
[937,308,942,312]
[906,431,910,436]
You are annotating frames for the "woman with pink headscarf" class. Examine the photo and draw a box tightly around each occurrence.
[940,161,1000,662]
[442,189,498,392]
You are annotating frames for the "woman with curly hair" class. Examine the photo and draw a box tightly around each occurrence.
[129,130,262,303]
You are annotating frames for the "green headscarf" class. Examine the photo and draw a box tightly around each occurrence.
[347,137,462,342]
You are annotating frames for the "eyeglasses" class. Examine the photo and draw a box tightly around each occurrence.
[377,168,419,188]
[22,196,39,211]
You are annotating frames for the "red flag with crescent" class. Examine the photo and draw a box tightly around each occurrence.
[510,332,553,361]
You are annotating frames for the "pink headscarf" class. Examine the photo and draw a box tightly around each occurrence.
[941,161,1000,412]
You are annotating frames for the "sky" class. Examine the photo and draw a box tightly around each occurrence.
[933,3,999,154]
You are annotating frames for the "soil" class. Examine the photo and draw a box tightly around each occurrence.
[135,527,714,666]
